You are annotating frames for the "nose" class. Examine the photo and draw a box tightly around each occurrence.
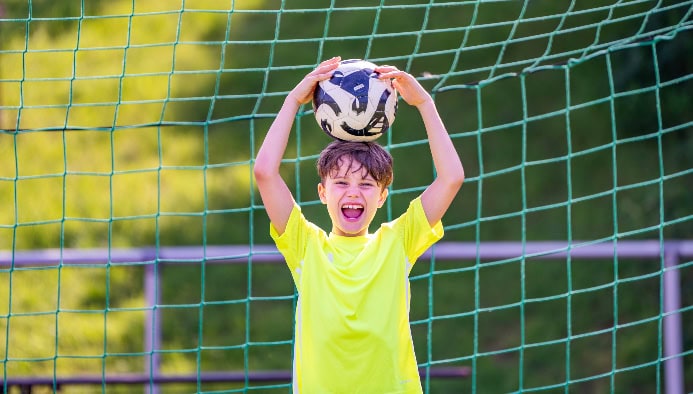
[346,183,359,197]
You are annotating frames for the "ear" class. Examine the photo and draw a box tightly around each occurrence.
[318,182,327,204]
[377,188,389,208]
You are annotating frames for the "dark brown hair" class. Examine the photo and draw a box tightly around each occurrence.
[317,141,393,189]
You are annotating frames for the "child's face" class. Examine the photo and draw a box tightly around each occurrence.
[317,157,388,237]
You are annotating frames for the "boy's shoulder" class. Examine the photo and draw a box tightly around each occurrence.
[271,203,327,241]
[372,197,427,233]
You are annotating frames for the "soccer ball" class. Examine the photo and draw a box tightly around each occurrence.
[312,59,397,142]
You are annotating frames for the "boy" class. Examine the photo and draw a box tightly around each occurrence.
[253,56,464,393]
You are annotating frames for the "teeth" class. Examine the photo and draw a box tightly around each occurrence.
[343,204,363,210]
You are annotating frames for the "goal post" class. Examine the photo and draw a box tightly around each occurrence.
[1,1,692,393]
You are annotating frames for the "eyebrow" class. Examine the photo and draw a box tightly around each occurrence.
[330,171,375,180]
[331,172,376,180]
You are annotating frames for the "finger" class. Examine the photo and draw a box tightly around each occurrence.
[376,70,404,80]
[321,56,341,64]
[375,65,399,73]
[317,56,341,69]
[315,71,335,82]
[310,58,340,78]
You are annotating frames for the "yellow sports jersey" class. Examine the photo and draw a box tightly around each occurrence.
[270,197,444,393]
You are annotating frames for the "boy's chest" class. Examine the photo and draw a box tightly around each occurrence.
[300,242,409,336]
[318,237,402,277]
[300,239,408,301]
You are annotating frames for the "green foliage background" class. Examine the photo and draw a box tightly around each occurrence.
[1,0,691,393]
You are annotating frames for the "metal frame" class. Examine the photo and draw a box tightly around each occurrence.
[1,240,690,393]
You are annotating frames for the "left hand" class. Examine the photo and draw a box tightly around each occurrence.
[376,66,432,108]
[288,56,341,105]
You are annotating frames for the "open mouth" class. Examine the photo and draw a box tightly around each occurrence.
[341,203,364,220]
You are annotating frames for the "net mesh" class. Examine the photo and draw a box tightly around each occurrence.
[1,1,692,393]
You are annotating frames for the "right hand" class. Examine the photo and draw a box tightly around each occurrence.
[376,65,432,108]
[287,56,341,105]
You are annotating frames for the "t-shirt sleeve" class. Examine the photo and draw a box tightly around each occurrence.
[400,196,444,263]
[270,204,309,285]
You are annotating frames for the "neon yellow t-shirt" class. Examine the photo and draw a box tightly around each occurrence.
[270,197,444,393]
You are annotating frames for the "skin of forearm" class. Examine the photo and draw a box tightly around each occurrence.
[417,99,465,185]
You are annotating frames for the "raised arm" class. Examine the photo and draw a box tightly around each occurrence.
[376,66,464,225]
[254,57,341,234]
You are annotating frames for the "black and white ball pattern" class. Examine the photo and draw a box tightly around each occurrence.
[313,59,397,142]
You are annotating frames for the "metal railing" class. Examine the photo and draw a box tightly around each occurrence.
[0,367,471,393]
[1,240,690,394]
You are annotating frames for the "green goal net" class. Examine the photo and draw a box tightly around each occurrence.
[1,1,692,393]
